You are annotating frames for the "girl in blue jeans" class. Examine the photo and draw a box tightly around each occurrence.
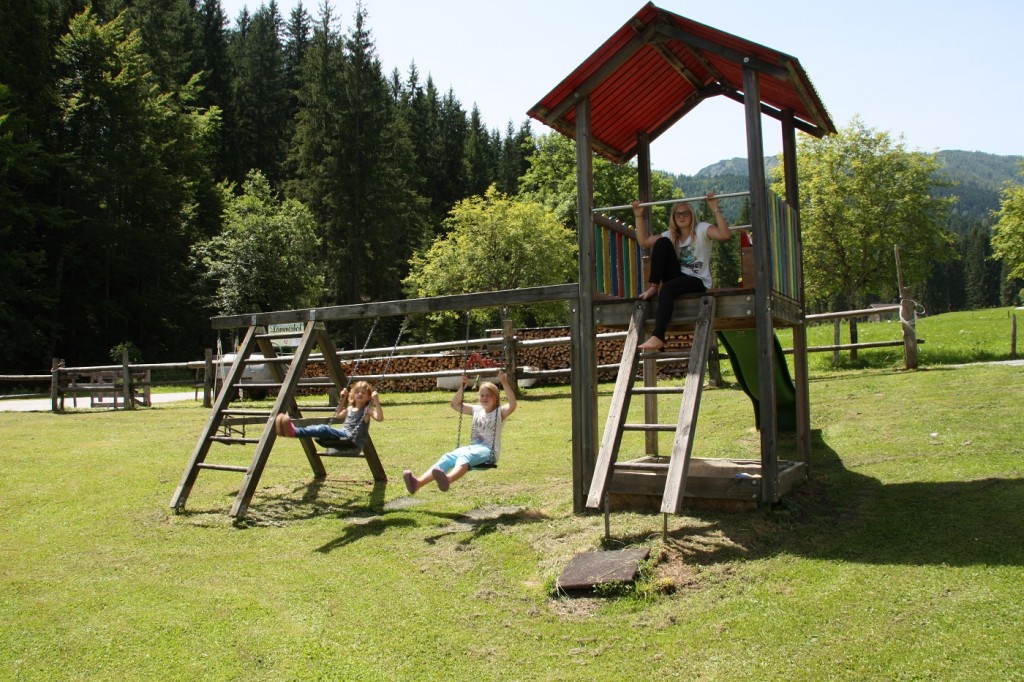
[274,380,383,449]
[403,371,517,494]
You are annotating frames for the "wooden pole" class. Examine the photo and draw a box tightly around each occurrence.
[637,132,659,457]
[743,65,779,505]
[570,95,598,514]
[900,286,918,369]
[502,313,522,401]
[832,320,841,367]
[122,348,133,409]
[1012,313,1018,360]
[50,358,61,413]
[203,348,213,408]
[783,108,811,471]
[897,245,917,369]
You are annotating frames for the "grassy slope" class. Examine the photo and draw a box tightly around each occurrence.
[1,310,1022,680]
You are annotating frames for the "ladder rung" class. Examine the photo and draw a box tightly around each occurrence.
[221,416,269,427]
[613,460,670,472]
[221,409,273,416]
[631,386,686,395]
[622,424,677,432]
[209,436,261,444]
[196,462,250,472]
[638,350,690,360]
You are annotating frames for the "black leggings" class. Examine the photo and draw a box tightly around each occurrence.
[648,237,706,341]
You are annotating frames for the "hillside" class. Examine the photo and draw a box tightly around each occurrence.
[668,150,1023,234]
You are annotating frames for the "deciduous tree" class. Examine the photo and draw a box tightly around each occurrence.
[774,117,953,310]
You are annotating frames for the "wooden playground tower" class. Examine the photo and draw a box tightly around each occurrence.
[527,2,836,515]
[170,3,835,520]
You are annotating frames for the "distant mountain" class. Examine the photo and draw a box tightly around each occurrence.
[671,150,1022,234]
[692,156,779,178]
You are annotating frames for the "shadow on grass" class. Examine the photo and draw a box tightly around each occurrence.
[315,505,549,553]
[654,430,1024,568]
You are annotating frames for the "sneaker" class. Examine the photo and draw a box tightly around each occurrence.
[432,467,450,492]
[403,470,417,495]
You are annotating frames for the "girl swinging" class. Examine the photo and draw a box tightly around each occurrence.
[403,370,516,494]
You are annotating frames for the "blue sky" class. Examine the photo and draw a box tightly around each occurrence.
[221,0,1023,176]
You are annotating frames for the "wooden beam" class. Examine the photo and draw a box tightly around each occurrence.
[211,284,579,330]
[654,23,789,80]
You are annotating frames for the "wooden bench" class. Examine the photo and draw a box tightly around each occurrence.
[59,369,151,409]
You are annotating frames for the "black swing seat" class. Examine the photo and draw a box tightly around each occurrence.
[315,439,363,457]
[472,462,498,470]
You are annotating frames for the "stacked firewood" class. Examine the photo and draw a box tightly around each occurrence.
[298,327,694,392]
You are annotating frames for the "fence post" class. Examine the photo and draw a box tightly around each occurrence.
[204,348,214,407]
[502,315,522,400]
[50,358,62,413]
[1011,313,1018,360]
[122,349,133,409]
[849,317,859,364]
[832,319,841,367]
[900,286,918,369]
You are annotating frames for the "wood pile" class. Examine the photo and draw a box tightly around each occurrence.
[299,326,695,392]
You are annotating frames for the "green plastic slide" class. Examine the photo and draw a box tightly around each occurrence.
[717,330,797,432]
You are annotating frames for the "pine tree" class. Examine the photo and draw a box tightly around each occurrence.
[464,104,496,197]
[228,1,290,185]
[497,120,534,195]
[53,5,219,363]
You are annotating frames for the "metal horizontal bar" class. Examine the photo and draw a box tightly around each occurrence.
[593,190,750,214]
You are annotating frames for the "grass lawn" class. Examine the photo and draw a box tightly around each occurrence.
[1,308,1022,680]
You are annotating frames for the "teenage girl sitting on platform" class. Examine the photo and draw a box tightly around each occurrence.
[632,192,731,351]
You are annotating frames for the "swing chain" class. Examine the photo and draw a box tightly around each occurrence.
[373,316,409,392]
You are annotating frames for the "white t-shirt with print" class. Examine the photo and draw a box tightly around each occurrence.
[661,221,713,288]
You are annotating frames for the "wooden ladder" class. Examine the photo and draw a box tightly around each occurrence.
[586,295,717,516]
[169,320,387,519]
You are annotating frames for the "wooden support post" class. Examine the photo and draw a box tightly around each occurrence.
[571,95,598,514]
[743,64,779,505]
[637,132,659,456]
[783,109,812,471]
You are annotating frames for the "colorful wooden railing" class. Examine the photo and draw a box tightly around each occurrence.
[766,188,798,300]
[594,214,642,298]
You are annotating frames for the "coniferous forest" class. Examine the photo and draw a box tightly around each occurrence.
[1,0,538,371]
[1,0,1020,373]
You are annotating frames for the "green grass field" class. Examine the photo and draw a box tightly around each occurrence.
[1,307,1022,680]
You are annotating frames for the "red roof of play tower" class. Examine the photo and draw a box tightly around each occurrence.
[528,2,835,163]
